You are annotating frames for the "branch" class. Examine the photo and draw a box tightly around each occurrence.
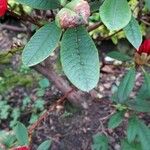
[28,89,73,134]
[7,9,42,27]
[87,22,103,32]
[140,19,150,26]
[96,29,122,41]
[34,64,90,108]
[0,24,27,32]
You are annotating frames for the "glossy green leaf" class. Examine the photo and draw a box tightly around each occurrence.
[61,26,100,92]
[137,120,150,150]
[127,117,138,143]
[107,51,131,61]
[22,22,62,67]
[92,134,108,150]
[39,78,50,89]
[13,122,29,145]
[99,0,131,31]
[108,111,124,129]
[127,99,150,112]
[145,0,150,10]
[37,140,52,150]
[0,132,16,148]
[114,68,136,103]
[124,16,142,49]
[127,72,150,112]
[17,0,60,10]
[34,99,45,110]
[137,72,150,100]
[90,0,104,12]
[121,139,142,150]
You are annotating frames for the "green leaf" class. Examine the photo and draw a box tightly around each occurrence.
[0,105,10,119]
[39,78,50,89]
[22,22,62,67]
[137,120,150,150]
[127,117,139,143]
[36,89,45,97]
[99,0,131,31]
[137,72,150,100]
[22,96,31,107]
[29,113,38,124]
[121,139,142,150]
[61,26,100,92]
[0,131,16,148]
[92,134,108,150]
[13,122,29,145]
[124,16,142,49]
[59,0,67,6]
[145,0,150,10]
[114,68,136,103]
[128,72,150,112]
[108,111,124,129]
[17,0,60,10]
[37,140,52,150]
[107,51,131,61]
[3,134,16,148]
[34,98,45,111]
[11,108,21,120]
[127,99,150,112]
[90,0,104,12]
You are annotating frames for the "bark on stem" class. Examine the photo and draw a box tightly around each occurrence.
[34,64,90,108]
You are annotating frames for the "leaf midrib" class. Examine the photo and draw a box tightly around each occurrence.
[75,28,89,90]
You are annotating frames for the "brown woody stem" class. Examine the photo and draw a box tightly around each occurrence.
[34,63,91,108]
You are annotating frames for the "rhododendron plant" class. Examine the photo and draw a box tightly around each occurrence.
[1,0,150,149]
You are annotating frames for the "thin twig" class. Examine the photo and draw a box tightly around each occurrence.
[0,24,27,32]
[87,22,103,32]
[28,89,74,135]
[102,29,122,40]
[140,19,150,26]
[7,9,42,27]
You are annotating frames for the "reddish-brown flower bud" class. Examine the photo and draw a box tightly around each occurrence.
[135,39,150,65]
[55,0,90,29]
[56,8,84,29]
[66,0,90,24]
[0,0,7,17]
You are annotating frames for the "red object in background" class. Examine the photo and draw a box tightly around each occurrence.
[137,39,150,55]
[13,146,30,150]
[0,0,7,17]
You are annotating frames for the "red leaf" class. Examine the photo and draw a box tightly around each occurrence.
[137,39,150,55]
[13,146,30,150]
[0,0,7,17]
